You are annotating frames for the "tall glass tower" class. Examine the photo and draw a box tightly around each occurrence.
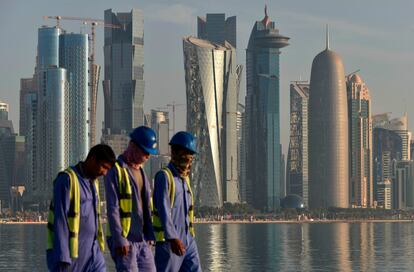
[103,9,145,134]
[183,36,239,207]
[197,13,236,48]
[244,7,289,210]
[35,26,68,204]
[287,82,309,207]
[59,33,89,165]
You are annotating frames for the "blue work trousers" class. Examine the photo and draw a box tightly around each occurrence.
[155,238,202,272]
[108,238,156,272]
[47,240,105,272]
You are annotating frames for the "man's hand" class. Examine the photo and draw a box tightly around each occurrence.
[168,239,186,256]
[115,245,130,256]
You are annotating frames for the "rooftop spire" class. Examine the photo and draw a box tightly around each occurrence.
[262,4,270,27]
[326,24,330,50]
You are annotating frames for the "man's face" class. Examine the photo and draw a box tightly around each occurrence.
[130,141,150,165]
[90,159,113,179]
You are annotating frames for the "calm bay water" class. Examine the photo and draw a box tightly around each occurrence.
[1,222,414,271]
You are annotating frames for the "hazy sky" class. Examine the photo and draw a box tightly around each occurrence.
[1,0,413,153]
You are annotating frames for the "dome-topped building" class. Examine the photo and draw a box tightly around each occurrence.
[308,28,349,208]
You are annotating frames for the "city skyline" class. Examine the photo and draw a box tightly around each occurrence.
[1,1,413,155]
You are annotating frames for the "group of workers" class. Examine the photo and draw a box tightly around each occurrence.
[46,126,202,272]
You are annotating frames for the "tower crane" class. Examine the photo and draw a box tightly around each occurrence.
[43,15,120,146]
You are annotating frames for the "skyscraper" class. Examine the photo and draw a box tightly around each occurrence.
[346,74,373,207]
[183,36,239,207]
[197,13,241,204]
[244,7,289,210]
[0,100,9,121]
[103,8,145,134]
[19,78,37,137]
[287,82,309,207]
[35,26,68,205]
[308,30,349,208]
[59,33,89,165]
[0,103,25,209]
[150,109,170,155]
[197,13,236,48]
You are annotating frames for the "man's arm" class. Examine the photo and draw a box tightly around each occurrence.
[153,171,179,240]
[52,173,72,265]
[104,168,129,248]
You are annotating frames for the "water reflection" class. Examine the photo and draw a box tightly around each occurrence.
[3,223,414,271]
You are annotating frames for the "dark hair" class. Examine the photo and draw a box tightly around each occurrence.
[86,144,116,165]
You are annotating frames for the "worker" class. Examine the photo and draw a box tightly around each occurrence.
[153,131,202,272]
[105,126,157,272]
[46,144,116,272]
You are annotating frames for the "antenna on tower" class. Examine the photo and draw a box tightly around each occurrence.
[326,24,330,50]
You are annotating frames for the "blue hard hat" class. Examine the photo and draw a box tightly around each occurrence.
[129,126,158,155]
[169,131,197,154]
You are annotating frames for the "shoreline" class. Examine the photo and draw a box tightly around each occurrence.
[2,219,414,225]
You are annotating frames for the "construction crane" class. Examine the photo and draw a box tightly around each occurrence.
[166,102,185,134]
[43,16,120,146]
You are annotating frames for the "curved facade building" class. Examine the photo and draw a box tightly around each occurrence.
[183,36,238,207]
[59,33,89,164]
[36,68,68,201]
[244,8,289,210]
[308,40,349,208]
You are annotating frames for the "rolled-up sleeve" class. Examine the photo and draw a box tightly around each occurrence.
[153,171,178,240]
[104,168,129,248]
[52,174,72,264]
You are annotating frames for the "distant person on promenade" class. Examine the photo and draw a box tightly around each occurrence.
[46,144,116,272]
[105,126,157,271]
[153,131,202,272]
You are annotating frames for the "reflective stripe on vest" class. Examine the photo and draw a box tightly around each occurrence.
[46,167,105,258]
[106,162,132,238]
[152,167,195,242]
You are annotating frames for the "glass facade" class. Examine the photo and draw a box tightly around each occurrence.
[0,101,8,121]
[287,82,309,207]
[244,14,289,211]
[183,37,238,207]
[59,33,89,165]
[197,13,236,48]
[103,8,145,134]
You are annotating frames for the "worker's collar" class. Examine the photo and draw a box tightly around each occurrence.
[75,162,89,179]
[168,163,184,179]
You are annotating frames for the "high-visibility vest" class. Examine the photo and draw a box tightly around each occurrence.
[106,162,133,238]
[152,167,195,242]
[46,167,105,258]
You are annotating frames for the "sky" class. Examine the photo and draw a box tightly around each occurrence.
[1,0,413,154]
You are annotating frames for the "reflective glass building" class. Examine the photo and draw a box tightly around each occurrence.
[103,9,145,134]
[35,27,69,204]
[183,36,239,207]
[244,8,289,210]
[287,82,309,207]
[59,33,89,164]
[197,13,236,48]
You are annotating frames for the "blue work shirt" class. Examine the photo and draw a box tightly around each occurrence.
[104,156,155,248]
[47,163,99,267]
[153,163,193,246]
